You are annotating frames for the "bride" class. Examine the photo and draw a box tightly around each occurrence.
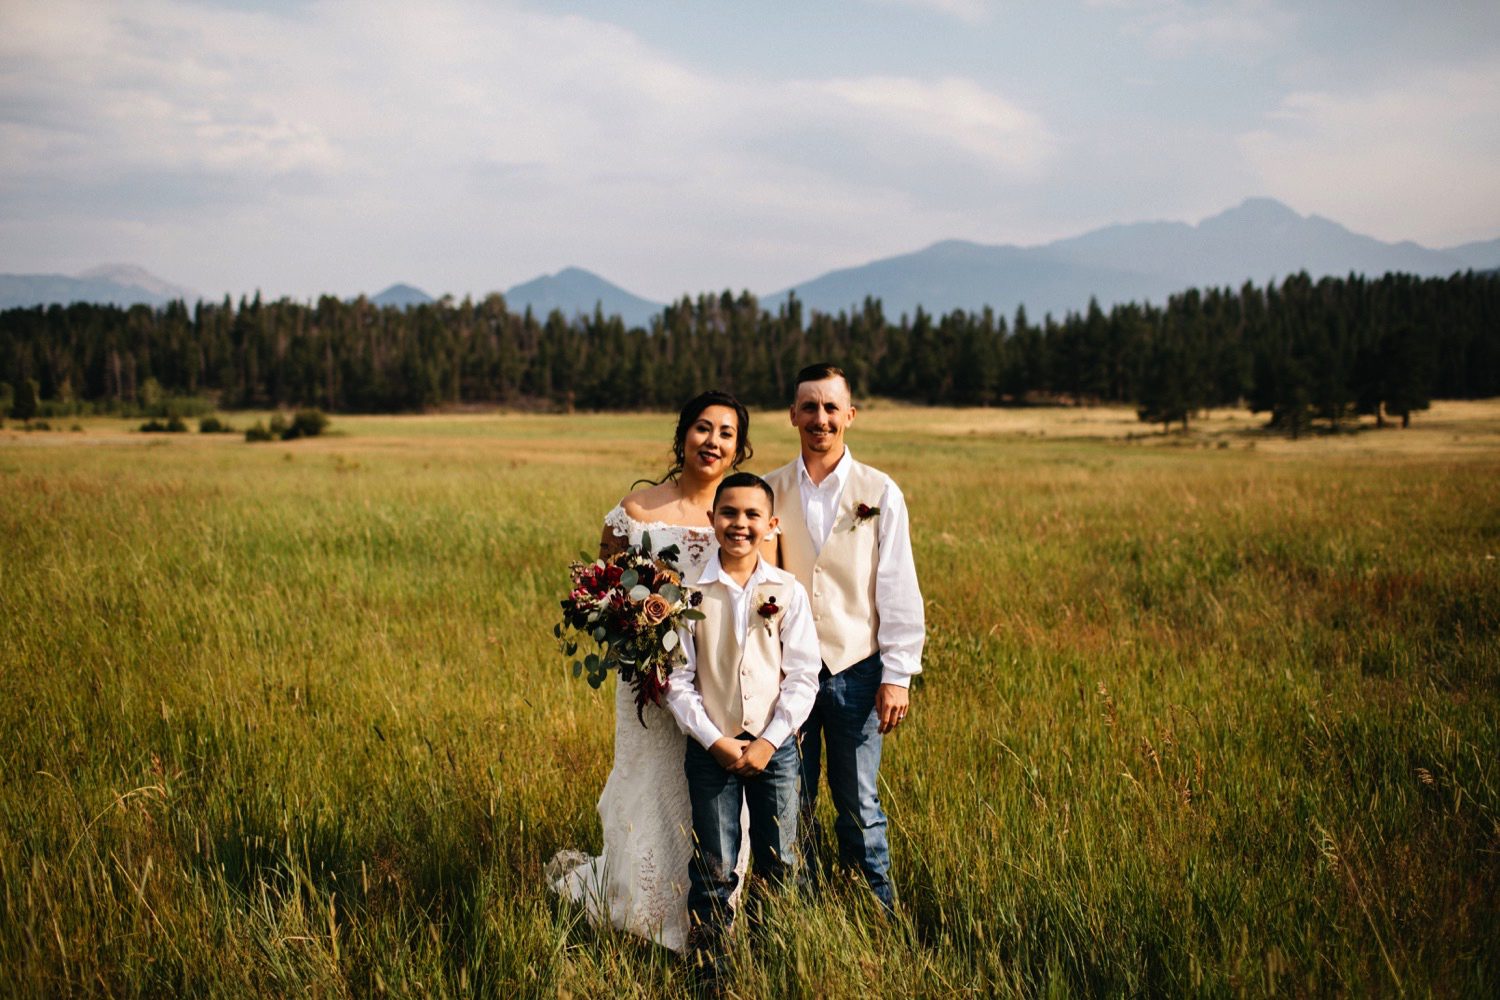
[548,389,754,952]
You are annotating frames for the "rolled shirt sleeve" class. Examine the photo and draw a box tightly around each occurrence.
[874,478,926,687]
[758,580,821,749]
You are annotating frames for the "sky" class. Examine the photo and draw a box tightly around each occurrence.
[2,0,1498,303]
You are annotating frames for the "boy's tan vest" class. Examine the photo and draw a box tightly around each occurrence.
[765,458,886,674]
[690,567,791,739]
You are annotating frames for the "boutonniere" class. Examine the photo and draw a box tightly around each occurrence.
[756,594,781,634]
[852,502,881,528]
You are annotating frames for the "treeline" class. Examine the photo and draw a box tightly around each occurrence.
[2,271,1497,432]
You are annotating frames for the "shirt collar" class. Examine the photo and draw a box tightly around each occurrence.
[698,553,773,592]
[796,446,853,493]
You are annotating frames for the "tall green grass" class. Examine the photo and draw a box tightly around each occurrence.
[1,412,1496,996]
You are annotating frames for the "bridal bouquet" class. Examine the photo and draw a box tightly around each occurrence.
[555,532,705,723]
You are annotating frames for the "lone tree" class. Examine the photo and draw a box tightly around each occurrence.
[10,378,39,421]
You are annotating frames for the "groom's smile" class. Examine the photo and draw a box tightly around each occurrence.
[791,375,856,460]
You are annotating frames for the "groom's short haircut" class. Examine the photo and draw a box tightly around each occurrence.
[714,471,775,511]
[794,362,851,396]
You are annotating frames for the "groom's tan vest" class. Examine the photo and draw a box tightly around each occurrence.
[689,565,792,738]
[765,458,886,674]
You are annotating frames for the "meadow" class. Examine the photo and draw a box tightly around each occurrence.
[1,402,1497,998]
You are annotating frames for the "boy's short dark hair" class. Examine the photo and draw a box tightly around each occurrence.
[794,362,851,395]
[713,471,775,511]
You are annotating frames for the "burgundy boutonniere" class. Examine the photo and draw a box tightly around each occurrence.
[756,595,781,633]
[853,502,881,528]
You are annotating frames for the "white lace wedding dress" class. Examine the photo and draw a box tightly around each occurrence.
[546,505,747,952]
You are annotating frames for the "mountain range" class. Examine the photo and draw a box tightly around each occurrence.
[763,198,1500,319]
[0,264,199,311]
[5,199,1498,323]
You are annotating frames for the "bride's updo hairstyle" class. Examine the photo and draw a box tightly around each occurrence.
[644,389,753,486]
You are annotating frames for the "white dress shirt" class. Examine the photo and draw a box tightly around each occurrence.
[666,555,821,751]
[796,448,926,687]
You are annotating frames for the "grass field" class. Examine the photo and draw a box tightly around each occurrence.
[2,403,1497,997]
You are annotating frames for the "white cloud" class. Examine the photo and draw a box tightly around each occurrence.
[816,76,1055,177]
[0,0,1056,297]
[1090,0,1294,59]
[1238,64,1500,245]
[862,0,994,24]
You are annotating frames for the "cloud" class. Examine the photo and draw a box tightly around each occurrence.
[0,0,1057,297]
[861,0,993,24]
[1238,63,1500,244]
[1089,0,1294,59]
[815,76,1055,177]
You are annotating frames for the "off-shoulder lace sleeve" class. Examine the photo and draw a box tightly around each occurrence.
[603,504,632,538]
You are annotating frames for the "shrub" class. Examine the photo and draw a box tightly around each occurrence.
[165,415,188,433]
[139,419,168,433]
[199,416,235,434]
[282,409,329,440]
[268,413,289,438]
[244,421,274,443]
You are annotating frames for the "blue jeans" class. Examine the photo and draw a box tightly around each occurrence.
[799,651,894,909]
[683,733,801,933]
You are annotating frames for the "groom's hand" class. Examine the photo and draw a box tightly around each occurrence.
[728,738,774,777]
[709,737,750,770]
[876,683,910,734]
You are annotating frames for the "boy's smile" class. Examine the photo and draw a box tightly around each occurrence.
[710,485,777,563]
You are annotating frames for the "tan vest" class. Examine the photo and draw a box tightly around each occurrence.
[689,567,790,739]
[766,457,886,674]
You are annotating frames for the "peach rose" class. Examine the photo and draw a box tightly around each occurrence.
[640,594,672,626]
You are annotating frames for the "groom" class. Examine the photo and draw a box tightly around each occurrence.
[765,362,925,911]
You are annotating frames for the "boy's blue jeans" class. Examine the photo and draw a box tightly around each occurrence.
[683,732,800,933]
[799,651,895,910]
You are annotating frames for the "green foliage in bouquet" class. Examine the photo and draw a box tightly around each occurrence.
[554,531,705,724]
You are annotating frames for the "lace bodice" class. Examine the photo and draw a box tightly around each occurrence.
[603,504,716,574]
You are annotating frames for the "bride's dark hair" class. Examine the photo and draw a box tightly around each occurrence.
[637,390,753,487]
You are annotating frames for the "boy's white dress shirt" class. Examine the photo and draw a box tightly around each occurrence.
[666,556,820,750]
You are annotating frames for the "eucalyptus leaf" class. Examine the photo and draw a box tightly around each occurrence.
[660,583,682,604]
[681,609,706,621]
[628,584,651,602]
[662,630,678,652]
[593,626,606,642]
[571,660,582,678]
[620,569,639,589]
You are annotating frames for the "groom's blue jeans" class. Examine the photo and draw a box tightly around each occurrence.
[683,732,800,933]
[799,651,894,910]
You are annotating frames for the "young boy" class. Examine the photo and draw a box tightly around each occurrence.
[665,471,820,982]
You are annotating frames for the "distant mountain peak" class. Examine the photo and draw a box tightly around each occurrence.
[77,263,197,301]
[505,267,663,328]
[371,283,434,308]
[1198,197,1307,232]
